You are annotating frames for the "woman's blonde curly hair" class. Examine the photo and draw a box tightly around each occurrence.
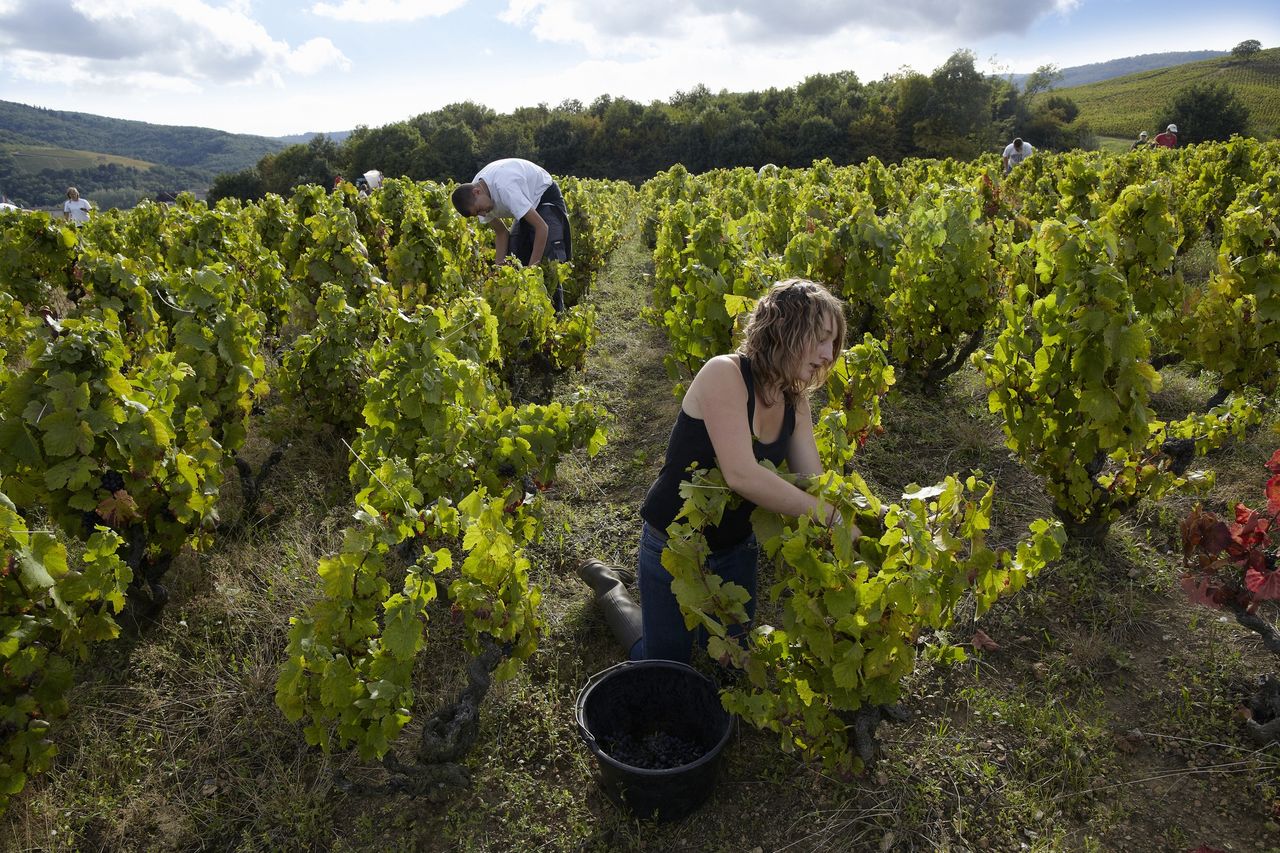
[738,278,845,407]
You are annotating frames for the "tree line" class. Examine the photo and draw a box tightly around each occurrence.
[211,50,1091,201]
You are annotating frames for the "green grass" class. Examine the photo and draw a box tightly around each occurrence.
[1055,47,1280,139]
[6,224,1280,851]
[1,143,156,173]
[1095,136,1135,155]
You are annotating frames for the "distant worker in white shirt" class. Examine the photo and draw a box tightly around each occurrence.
[1002,138,1033,174]
[451,158,572,310]
[63,186,91,224]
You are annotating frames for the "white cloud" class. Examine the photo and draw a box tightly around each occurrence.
[0,0,350,92]
[286,38,353,74]
[309,0,469,22]
[500,0,1074,57]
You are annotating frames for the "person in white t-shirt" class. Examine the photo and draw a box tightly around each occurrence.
[1001,138,1033,174]
[63,187,91,224]
[451,158,573,310]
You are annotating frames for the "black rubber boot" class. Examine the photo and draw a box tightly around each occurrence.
[596,585,643,653]
[576,558,635,595]
[577,559,642,652]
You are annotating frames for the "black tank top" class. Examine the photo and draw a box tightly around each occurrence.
[641,356,796,551]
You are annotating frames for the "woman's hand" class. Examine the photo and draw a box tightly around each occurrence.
[818,504,862,541]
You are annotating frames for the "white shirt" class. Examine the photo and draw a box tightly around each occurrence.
[472,159,552,224]
[64,198,91,223]
[1002,141,1033,167]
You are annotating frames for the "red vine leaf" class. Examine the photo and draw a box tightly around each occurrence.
[1265,449,1280,475]
[1230,509,1270,553]
[1180,507,1231,556]
[1265,473,1280,516]
[95,489,138,526]
[1181,574,1225,610]
[1244,564,1280,601]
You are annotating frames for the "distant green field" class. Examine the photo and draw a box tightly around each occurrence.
[2,144,156,173]
[1094,136,1133,154]
[1056,48,1280,139]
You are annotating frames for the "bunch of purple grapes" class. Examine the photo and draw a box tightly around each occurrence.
[602,730,706,769]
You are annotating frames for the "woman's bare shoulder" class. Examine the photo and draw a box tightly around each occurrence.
[684,355,746,417]
[693,354,741,379]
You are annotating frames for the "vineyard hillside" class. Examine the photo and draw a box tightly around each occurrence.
[0,144,157,174]
[1055,47,1280,138]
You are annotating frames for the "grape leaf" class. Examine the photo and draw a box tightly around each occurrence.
[1181,574,1225,610]
[1266,473,1280,516]
[1245,565,1280,601]
[96,490,139,526]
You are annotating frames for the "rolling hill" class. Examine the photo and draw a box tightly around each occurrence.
[1010,50,1228,90]
[1052,47,1280,139]
[0,100,286,208]
[0,101,283,172]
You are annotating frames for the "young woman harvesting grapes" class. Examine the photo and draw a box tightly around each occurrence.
[579,278,859,662]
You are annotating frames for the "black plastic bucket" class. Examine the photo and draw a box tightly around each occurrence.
[575,659,733,821]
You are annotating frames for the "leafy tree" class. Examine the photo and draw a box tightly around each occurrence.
[795,115,840,165]
[589,97,646,176]
[1161,82,1251,145]
[848,103,899,162]
[669,84,712,111]
[796,71,865,132]
[1023,64,1063,98]
[716,119,766,168]
[915,50,997,159]
[1023,93,1086,152]
[345,122,424,180]
[1232,39,1263,61]
[892,70,933,157]
[1040,94,1079,124]
[533,116,581,174]
[477,122,536,170]
[634,106,680,176]
[208,168,264,203]
[435,101,497,135]
[990,77,1025,132]
[258,135,342,195]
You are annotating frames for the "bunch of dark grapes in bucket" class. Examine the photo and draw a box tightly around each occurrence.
[602,731,706,769]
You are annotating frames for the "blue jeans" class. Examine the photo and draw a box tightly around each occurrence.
[630,522,758,663]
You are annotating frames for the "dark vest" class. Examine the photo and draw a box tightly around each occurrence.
[641,356,795,550]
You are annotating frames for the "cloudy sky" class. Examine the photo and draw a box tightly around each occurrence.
[0,0,1274,138]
